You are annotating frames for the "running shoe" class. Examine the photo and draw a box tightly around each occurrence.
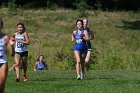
[16,78,20,82]
[77,75,81,80]
[81,73,85,80]
[23,75,28,81]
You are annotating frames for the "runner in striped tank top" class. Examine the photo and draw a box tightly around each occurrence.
[11,23,30,82]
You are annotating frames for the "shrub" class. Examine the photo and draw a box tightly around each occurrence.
[53,41,75,69]
[54,48,69,62]
[103,53,124,69]
[90,64,100,70]
[54,61,69,70]
[7,0,18,16]
[90,48,99,64]
[74,1,89,17]
[89,48,99,70]
[95,0,102,10]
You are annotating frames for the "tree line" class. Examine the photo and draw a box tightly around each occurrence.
[0,0,140,10]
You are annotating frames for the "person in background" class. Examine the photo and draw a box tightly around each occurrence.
[83,18,94,71]
[34,55,48,72]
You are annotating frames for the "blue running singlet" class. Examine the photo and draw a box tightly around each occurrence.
[37,61,46,70]
[73,30,87,54]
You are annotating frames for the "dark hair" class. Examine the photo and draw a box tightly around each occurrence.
[17,23,26,31]
[0,19,3,29]
[40,55,44,59]
[37,55,44,61]
[76,20,83,25]
[37,58,39,61]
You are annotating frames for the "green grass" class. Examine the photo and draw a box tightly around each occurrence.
[5,70,140,93]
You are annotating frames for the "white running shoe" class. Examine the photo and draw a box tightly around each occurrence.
[81,73,84,80]
[77,75,81,80]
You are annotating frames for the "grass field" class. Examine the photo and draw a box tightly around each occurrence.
[5,70,140,93]
[0,8,140,93]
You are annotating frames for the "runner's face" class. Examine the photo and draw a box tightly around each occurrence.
[83,19,88,28]
[39,56,44,61]
[17,25,24,33]
[77,21,82,29]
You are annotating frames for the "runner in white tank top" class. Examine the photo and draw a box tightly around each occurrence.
[11,23,30,82]
[0,19,14,93]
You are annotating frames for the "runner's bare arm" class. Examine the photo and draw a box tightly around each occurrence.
[83,30,90,41]
[71,31,76,42]
[4,35,14,56]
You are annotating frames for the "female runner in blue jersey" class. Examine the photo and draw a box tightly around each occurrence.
[34,55,48,72]
[0,19,14,93]
[72,20,89,80]
[11,23,30,82]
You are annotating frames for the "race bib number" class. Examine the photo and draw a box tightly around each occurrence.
[17,43,24,48]
[76,39,82,44]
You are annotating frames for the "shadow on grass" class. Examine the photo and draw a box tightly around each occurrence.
[117,20,140,30]
[31,77,76,82]
[31,77,114,81]
[85,77,115,80]
[31,79,48,82]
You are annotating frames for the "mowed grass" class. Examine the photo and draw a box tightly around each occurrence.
[5,70,140,93]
